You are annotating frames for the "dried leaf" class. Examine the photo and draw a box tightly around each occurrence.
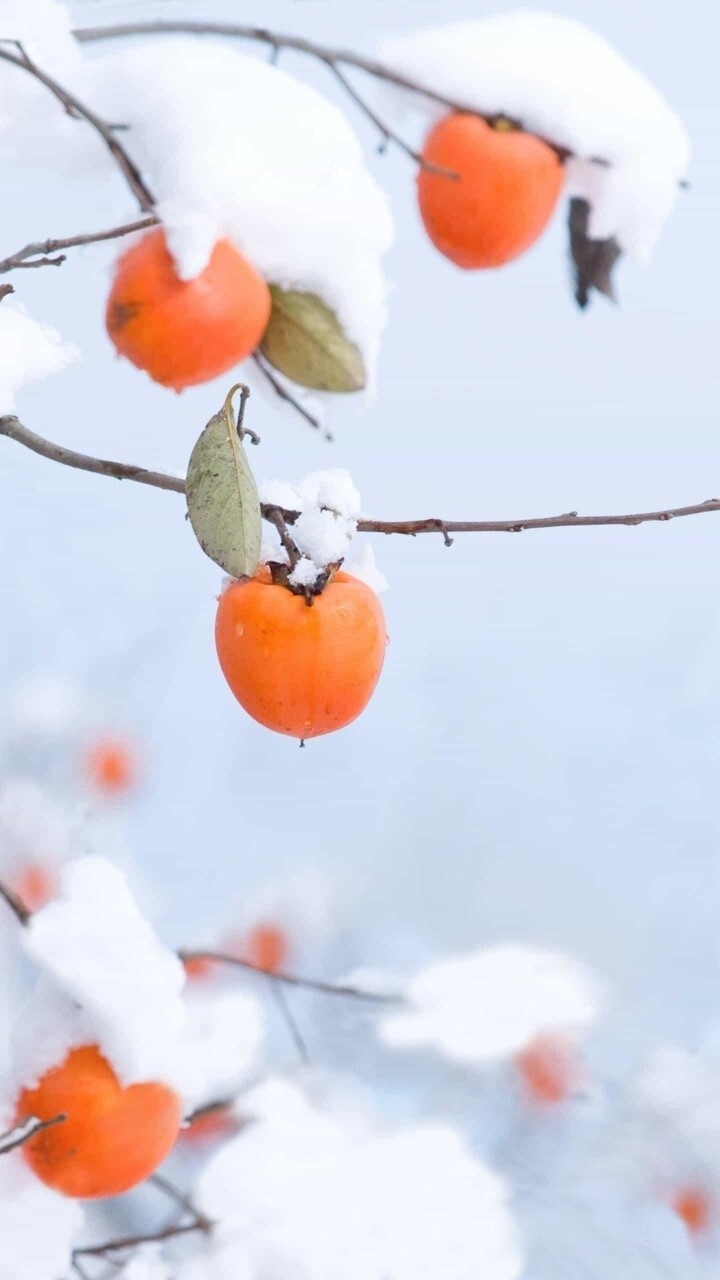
[186,384,261,579]
[259,286,366,393]
[568,197,622,309]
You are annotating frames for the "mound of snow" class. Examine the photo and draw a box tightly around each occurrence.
[0,300,79,415]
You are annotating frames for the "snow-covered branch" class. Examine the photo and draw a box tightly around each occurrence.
[0,1114,66,1156]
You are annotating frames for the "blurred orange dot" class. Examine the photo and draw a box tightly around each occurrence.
[181,1107,236,1145]
[12,862,56,912]
[671,1187,711,1235]
[183,955,215,983]
[244,923,289,974]
[84,738,137,794]
[515,1033,582,1105]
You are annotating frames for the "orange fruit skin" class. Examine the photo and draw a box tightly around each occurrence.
[17,1045,181,1199]
[85,738,136,794]
[215,571,387,739]
[244,923,289,973]
[12,863,56,912]
[106,229,271,391]
[515,1033,581,1105]
[418,114,564,269]
[671,1188,711,1235]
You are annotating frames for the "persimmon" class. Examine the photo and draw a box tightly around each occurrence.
[183,954,216,982]
[215,569,386,739]
[106,229,271,391]
[671,1187,712,1235]
[418,114,564,269]
[515,1033,582,1105]
[84,737,136,794]
[12,861,56,912]
[244,922,289,973]
[16,1044,181,1199]
[181,1105,238,1146]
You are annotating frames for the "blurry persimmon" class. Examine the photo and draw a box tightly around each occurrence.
[244,922,290,973]
[106,229,271,391]
[515,1033,582,1105]
[17,1045,181,1199]
[671,1187,712,1236]
[418,114,564,269]
[12,861,56,912]
[84,737,136,795]
[215,569,386,739]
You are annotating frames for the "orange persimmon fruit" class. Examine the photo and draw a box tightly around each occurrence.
[84,737,136,794]
[12,862,56,912]
[106,228,271,391]
[244,922,289,973]
[215,569,386,739]
[16,1045,181,1199]
[515,1033,582,1105]
[671,1187,712,1236]
[418,114,564,269]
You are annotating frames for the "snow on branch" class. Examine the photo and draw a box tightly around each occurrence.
[0,1113,66,1156]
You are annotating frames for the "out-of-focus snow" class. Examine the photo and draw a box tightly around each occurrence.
[0,300,79,415]
[381,11,689,260]
[376,944,604,1064]
[87,39,393,377]
[0,775,74,870]
[0,1151,82,1280]
[187,1079,522,1280]
[169,990,264,1113]
[7,672,83,740]
[16,855,186,1086]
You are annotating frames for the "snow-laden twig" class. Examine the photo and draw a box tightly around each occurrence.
[0,1113,66,1155]
[2,415,720,539]
[0,42,154,210]
[71,19,599,166]
[0,216,159,275]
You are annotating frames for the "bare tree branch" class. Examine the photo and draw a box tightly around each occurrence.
[0,877,31,925]
[0,1113,66,1155]
[2,415,720,539]
[73,1221,205,1261]
[267,976,310,1063]
[0,43,154,210]
[0,216,159,275]
[178,948,399,1002]
[252,351,330,439]
[149,1173,213,1233]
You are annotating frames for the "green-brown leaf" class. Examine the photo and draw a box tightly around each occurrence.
[259,286,366,393]
[186,384,261,579]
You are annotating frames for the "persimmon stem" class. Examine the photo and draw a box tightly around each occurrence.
[2,415,720,539]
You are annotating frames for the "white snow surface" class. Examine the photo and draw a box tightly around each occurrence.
[87,39,394,376]
[0,300,79,415]
[344,543,390,593]
[377,943,604,1065]
[188,1079,522,1280]
[170,990,264,1113]
[259,468,369,580]
[0,1152,82,1280]
[16,855,187,1087]
[381,11,689,260]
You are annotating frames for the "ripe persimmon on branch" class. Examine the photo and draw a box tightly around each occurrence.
[1,413,719,539]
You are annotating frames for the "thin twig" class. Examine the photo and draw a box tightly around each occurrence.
[263,505,301,571]
[178,948,399,1002]
[321,59,456,177]
[0,44,154,210]
[2,416,720,539]
[0,283,14,301]
[268,976,310,1063]
[71,20,584,164]
[0,1113,66,1155]
[0,216,159,275]
[252,351,330,439]
[149,1173,213,1232]
[0,877,31,925]
[73,1221,204,1260]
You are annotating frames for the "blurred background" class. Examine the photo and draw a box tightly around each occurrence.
[1,0,717,1085]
